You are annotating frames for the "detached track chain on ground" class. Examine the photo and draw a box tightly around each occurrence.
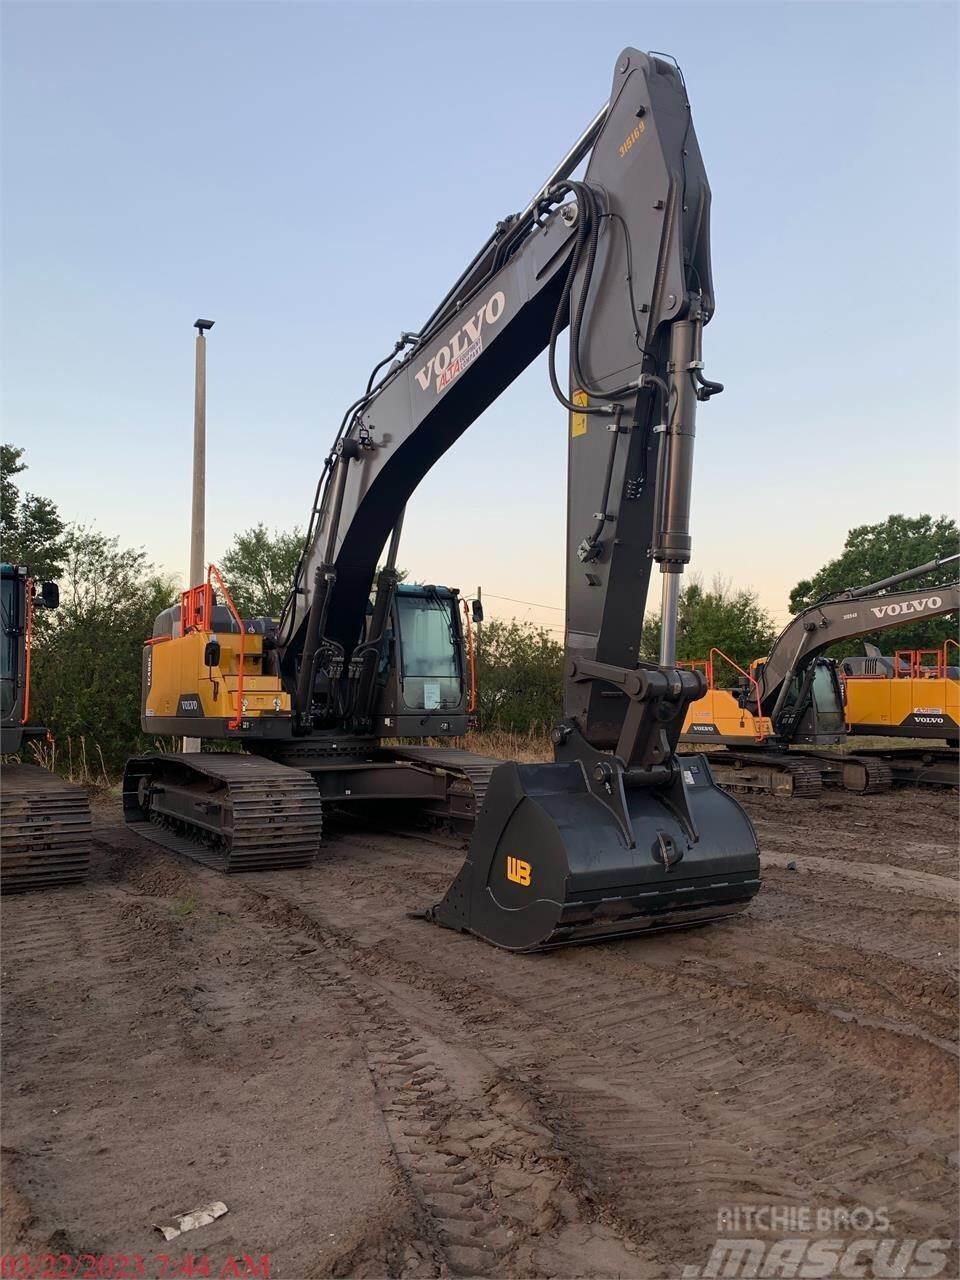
[2,785,957,1279]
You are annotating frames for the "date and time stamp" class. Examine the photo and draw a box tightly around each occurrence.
[1,1257,269,1279]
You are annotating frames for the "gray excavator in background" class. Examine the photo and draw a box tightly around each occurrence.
[680,555,959,794]
[124,47,762,951]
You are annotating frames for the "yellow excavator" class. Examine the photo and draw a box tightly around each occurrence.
[678,555,959,796]
[123,47,765,952]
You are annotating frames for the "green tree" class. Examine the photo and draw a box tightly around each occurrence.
[220,523,304,618]
[0,444,66,580]
[30,526,177,773]
[641,576,776,685]
[790,513,959,654]
[476,618,564,731]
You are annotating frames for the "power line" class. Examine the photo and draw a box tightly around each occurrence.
[485,592,564,612]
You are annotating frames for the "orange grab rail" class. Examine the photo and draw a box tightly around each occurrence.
[461,599,477,714]
[207,565,247,731]
[708,647,765,735]
[677,658,714,688]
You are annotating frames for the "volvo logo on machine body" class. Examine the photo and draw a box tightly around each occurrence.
[414,291,506,395]
[870,595,942,619]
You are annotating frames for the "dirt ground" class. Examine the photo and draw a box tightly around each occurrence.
[1,783,957,1279]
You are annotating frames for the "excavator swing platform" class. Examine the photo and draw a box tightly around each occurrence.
[124,47,761,951]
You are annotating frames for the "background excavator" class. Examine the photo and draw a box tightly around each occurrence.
[839,642,958,747]
[678,555,959,796]
[1,563,92,891]
[123,46,762,952]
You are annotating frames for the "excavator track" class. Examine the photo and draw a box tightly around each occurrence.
[841,758,894,795]
[1,763,92,893]
[388,745,501,825]
[123,753,323,873]
[694,751,824,799]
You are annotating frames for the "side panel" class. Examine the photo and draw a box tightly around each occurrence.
[680,689,773,742]
[844,677,959,738]
[142,633,289,727]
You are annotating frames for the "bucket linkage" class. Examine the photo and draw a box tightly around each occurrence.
[427,660,761,951]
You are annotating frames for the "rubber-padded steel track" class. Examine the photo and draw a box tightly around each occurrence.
[1,763,92,893]
[123,753,323,873]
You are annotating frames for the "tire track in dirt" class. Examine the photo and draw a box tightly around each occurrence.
[59,837,655,1278]
[243,811,957,1271]
[217,873,657,1278]
[7,787,955,1279]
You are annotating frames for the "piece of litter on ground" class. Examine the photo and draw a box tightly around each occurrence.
[786,860,798,871]
[154,1201,228,1241]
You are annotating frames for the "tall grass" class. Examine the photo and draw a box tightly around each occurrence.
[447,727,553,762]
[25,735,112,788]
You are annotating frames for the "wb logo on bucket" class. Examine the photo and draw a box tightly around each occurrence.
[506,857,531,887]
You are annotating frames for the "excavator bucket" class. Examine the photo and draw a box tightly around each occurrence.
[428,756,760,951]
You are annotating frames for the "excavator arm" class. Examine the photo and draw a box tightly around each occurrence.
[281,48,718,757]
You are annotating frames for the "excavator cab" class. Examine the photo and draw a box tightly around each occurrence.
[1,565,58,749]
[771,657,845,744]
[371,585,471,736]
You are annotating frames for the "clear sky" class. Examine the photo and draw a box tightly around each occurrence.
[3,0,957,637]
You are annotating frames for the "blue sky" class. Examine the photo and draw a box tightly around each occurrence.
[3,0,957,635]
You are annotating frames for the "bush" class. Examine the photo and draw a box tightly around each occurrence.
[476,619,563,732]
[30,526,177,775]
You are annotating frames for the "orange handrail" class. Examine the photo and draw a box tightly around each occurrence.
[945,637,959,671]
[461,598,477,714]
[709,646,765,733]
[893,647,950,679]
[180,582,215,634]
[207,564,247,731]
[22,578,34,725]
[677,658,714,688]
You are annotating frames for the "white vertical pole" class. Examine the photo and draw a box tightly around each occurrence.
[184,319,213,754]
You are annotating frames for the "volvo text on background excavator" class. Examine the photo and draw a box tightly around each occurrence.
[124,47,762,951]
[678,555,959,796]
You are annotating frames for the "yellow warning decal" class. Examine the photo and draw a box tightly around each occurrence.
[506,856,532,887]
[571,389,588,438]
